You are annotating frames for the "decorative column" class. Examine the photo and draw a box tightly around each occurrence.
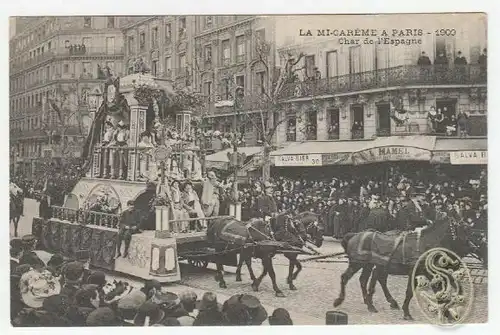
[87,88,102,178]
[126,95,149,181]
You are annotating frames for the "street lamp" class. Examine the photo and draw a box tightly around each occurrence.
[227,86,246,220]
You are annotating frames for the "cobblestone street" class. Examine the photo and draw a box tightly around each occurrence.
[178,251,488,325]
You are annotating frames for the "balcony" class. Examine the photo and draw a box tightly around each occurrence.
[65,46,125,57]
[280,64,487,100]
[351,129,364,139]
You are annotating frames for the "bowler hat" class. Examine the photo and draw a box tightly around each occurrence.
[10,238,23,251]
[87,270,106,287]
[62,261,85,284]
[86,307,118,326]
[150,291,180,309]
[240,294,268,325]
[116,289,146,319]
[268,308,293,325]
[133,301,166,326]
[196,291,222,311]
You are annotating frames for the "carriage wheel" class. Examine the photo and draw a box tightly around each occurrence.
[188,259,209,269]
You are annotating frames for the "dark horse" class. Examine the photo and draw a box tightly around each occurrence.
[208,211,323,297]
[234,211,324,293]
[333,214,473,320]
[10,184,24,237]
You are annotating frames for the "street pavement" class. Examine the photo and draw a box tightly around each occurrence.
[12,212,488,325]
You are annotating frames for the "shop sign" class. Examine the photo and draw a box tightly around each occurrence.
[352,146,432,164]
[321,152,352,165]
[274,154,322,167]
[450,151,487,165]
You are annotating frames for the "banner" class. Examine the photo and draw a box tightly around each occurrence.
[352,146,432,165]
[321,152,351,165]
[274,154,322,167]
[450,151,487,165]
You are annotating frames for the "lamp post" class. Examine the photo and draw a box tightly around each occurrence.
[227,86,246,220]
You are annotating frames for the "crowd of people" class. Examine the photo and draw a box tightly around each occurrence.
[10,235,294,327]
[238,167,487,238]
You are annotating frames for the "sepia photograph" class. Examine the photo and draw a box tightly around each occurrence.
[8,12,488,327]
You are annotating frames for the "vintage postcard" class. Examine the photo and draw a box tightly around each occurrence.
[9,13,487,327]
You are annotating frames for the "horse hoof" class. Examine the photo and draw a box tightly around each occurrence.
[251,283,259,292]
[275,291,286,298]
[390,302,400,310]
[289,284,297,291]
[403,315,414,321]
[235,276,242,282]
[333,298,343,307]
[367,306,378,313]
[219,282,227,289]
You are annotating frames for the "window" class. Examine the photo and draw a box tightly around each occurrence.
[236,35,245,63]
[256,29,266,42]
[140,32,146,50]
[256,71,266,95]
[46,66,50,80]
[349,46,361,74]
[164,57,172,77]
[375,44,390,70]
[305,55,315,78]
[152,60,158,76]
[128,36,135,53]
[82,62,91,76]
[204,81,212,101]
[63,64,69,74]
[48,41,52,50]
[205,16,213,28]
[107,16,115,28]
[106,61,115,72]
[165,23,172,42]
[286,116,297,142]
[179,54,186,70]
[152,27,158,48]
[105,37,115,54]
[178,17,186,39]
[326,50,338,78]
[236,75,245,96]
[204,45,212,63]
[327,108,340,139]
[41,46,44,54]
[82,37,91,48]
[222,39,230,66]
[83,17,92,28]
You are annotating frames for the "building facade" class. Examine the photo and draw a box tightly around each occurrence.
[272,15,487,144]
[10,16,128,177]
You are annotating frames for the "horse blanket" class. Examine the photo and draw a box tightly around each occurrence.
[346,230,422,267]
[207,217,250,246]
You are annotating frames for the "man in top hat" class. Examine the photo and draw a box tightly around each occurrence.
[397,193,432,231]
[255,181,278,221]
[116,200,143,258]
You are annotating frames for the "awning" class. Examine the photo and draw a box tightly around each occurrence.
[205,146,263,170]
[351,136,436,165]
[432,137,487,164]
[271,141,369,166]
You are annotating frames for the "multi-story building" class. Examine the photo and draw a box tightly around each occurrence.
[122,16,196,89]
[270,15,487,144]
[10,16,128,177]
[193,15,276,146]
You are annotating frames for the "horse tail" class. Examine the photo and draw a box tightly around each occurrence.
[341,233,357,252]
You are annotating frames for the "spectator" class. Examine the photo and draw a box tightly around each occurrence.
[457,111,469,137]
[454,51,467,65]
[193,292,224,326]
[417,51,432,65]
[268,308,293,325]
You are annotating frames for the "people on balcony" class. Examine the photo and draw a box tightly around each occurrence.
[446,114,458,136]
[479,48,487,74]
[328,122,339,139]
[182,181,205,231]
[351,121,363,139]
[454,51,468,65]
[427,106,438,132]
[417,51,432,65]
[435,108,445,133]
[457,111,470,138]
[435,51,449,66]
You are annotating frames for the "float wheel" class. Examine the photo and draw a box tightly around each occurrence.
[188,259,209,269]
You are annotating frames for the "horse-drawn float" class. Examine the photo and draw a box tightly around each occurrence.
[29,72,319,285]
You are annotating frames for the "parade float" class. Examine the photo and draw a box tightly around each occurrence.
[31,66,239,282]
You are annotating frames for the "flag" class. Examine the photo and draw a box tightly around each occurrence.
[81,96,107,172]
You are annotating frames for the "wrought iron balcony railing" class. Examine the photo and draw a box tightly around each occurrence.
[279,64,487,100]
